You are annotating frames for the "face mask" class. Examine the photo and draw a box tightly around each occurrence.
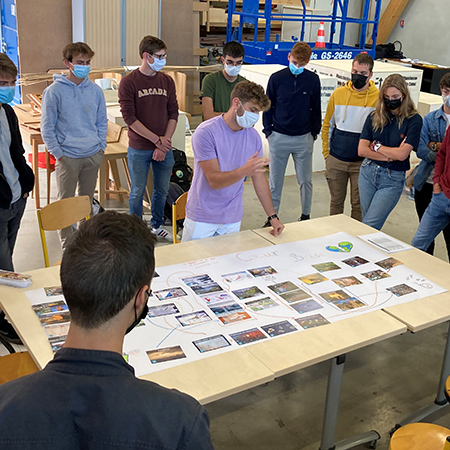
[236,101,260,128]
[148,58,166,72]
[442,95,450,107]
[72,65,91,79]
[351,73,368,90]
[125,302,148,335]
[224,64,241,77]
[289,63,304,76]
[0,86,15,104]
[383,97,403,111]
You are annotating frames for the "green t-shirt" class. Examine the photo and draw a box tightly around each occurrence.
[200,70,246,113]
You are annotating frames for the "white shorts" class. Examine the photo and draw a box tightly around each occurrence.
[181,217,241,242]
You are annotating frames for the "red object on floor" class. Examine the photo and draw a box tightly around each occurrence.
[27,152,56,169]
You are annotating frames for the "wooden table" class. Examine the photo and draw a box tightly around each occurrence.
[5,218,442,448]
[13,105,44,209]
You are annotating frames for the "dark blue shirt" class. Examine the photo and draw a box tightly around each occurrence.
[0,348,215,450]
[360,112,422,171]
[263,67,322,138]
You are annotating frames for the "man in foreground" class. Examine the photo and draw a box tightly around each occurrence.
[183,80,284,241]
[0,211,214,450]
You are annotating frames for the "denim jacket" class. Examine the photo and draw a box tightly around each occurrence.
[414,106,448,191]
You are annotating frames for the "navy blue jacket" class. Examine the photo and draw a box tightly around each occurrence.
[263,67,322,138]
[0,104,34,208]
[0,348,215,450]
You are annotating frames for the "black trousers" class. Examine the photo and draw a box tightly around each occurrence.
[414,182,450,260]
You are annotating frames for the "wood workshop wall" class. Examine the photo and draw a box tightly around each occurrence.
[15,0,72,100]
[385,0,450,67]
[82,0,159,67]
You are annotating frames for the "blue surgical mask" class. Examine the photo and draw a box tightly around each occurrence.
[72,64,91,79]
[0,86,15,104]
[148,58,166,72]
[442,95,450,108]
[236,101,260,128]
[225,64,241,77]
[289,63,304,76]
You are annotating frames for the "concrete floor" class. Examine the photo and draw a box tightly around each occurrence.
[7,132,450,449]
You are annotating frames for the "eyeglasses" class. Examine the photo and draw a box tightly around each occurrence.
[151,53,167,61]
[224,59,243,67]
[145,288,152,297]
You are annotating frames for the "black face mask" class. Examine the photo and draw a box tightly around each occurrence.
[126,289,150,335]
[351,73,368,90]
[384,97,403,111]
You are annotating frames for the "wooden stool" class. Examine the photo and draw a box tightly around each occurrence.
[389,423,450,449]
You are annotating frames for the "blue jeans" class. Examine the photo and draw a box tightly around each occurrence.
[127,147,174,228]
[268,131,314,216]
[358,159,404,230]
[412,192,450,252]
[0,196,27,271]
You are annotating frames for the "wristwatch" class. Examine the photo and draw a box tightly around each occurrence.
[373,143,382,152]
[267,214,279,222]
[430,142,437,152]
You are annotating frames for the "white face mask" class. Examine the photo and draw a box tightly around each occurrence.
[443,95,450,108]
[236,101,260,128]
[148,58,166,72]
[225,64,241,77]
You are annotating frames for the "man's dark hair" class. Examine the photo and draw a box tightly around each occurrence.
[139,35,166,59]
[353,53,374,72]
[440,73,450,90]
[60,211,156,329]
[223,41,245,59]
[62,42,95,62]
[0,53,17,79]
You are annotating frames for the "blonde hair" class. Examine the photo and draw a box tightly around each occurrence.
[372,74,417,131]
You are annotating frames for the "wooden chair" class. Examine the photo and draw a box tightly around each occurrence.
[0,352,39,385]
[37,196,91,267]
[27,148,56,205]
[389,423,450,449]
[172,192,188,244]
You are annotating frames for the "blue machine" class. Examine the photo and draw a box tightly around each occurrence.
[226,0,381,65]
[0,0,20,104]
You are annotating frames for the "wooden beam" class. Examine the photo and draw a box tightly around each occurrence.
[376,0,411,44]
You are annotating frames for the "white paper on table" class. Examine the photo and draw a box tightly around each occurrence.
[358,232,413,253]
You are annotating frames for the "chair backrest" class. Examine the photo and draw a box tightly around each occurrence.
[37,196,91,267]
[0,352,39,385]
[107,121,123,143]
[119,128,129,146]
[172,192,188,244]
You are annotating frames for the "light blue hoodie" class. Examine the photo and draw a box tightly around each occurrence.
[41,74,108,160]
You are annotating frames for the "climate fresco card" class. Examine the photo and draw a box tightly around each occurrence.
[386,284,417,297]
[261,320,297,337]
[341,256,369,268]
[44,286,64,297]
[32,300,68,316]
[147,303,180,318]
[232,286,264,300]
[279,289,311,304]
[210,303,252,325]
[267,280,299,294]
[153,287,187,301]
[245,297,279,312]
[290,299,323,314]
[332,298,366,311]
[332,276,363,288]
[299,273,328,285]
[319,290,351,303]
[192,335,231,353]
[248,266,277,277]
[229,328,267,345]
[295,314,330,329]
[182,274,223,295]
[375,257,403,270]
[146,345,186,364]
[200,291,235,305]
[361,269,391,281]
[221,271,253,283]
[175,310,212,327]
[311,261,341,273]
[39,311,71,326]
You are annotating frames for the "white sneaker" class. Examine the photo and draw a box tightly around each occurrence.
[151,226,173,242]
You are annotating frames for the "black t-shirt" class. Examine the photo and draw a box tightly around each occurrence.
[360,112,422,171]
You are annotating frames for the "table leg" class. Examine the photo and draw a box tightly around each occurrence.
[32,139,40,209]
[320,354,380,450]
[389,322,450,434]
[98,157,107,206]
